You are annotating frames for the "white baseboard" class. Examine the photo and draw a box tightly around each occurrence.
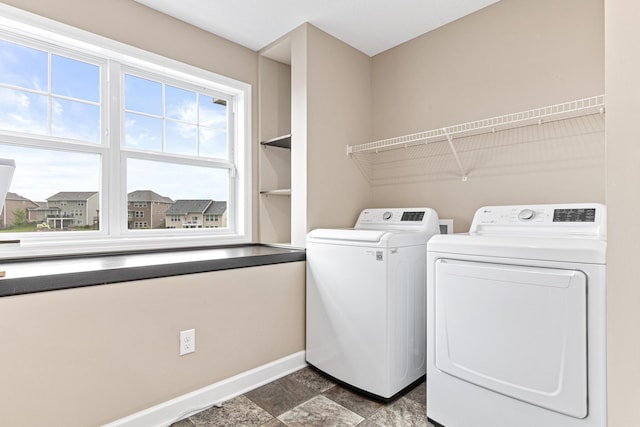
[104,351,307,427]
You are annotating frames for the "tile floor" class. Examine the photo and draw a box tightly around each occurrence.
[170,367,435,426]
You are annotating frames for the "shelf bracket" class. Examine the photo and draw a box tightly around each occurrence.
[443,129,468,181]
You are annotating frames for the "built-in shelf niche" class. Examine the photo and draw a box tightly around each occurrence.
[258,49,292,245]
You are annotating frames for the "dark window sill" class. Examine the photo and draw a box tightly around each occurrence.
[0,244,305,297]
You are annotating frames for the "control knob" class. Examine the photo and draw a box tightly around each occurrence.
[517,209,536,221]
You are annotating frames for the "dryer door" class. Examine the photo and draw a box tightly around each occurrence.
[434,259,587,419]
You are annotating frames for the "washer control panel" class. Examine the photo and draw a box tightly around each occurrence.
[355,208,439,232]
[470,203,606,236]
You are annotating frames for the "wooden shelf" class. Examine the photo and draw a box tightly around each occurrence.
[260,134,291,149]
[260,189,291,196]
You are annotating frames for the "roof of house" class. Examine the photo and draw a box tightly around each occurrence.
[128,190,174,204]
[165,200,213,215]
[4,192,39,208]
[5,192,31,201]
[47,191,99,201]
[28,202,60,212]
[204,201,227,215]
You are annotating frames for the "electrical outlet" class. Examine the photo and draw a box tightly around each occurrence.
[179,329,195,356]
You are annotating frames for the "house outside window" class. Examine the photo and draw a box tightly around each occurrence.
[0,9,251,258]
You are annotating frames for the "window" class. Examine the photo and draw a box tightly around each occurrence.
[0,7,251,258]
[0,39,101,142]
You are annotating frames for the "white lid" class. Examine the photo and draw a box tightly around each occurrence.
[308,229,386,242]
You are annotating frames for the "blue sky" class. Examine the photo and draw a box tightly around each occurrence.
[0,38,230,203]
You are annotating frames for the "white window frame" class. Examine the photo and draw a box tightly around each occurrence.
[0,5,252,259]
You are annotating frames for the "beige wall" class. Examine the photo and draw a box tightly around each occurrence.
[0,262,305,426]
[605,0,640,424]
[304,24,373,235]
[370,0,605,231]
[290,25,310,246]
[287,24,373,245]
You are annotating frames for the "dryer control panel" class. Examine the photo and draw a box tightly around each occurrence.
[470,203,606,237]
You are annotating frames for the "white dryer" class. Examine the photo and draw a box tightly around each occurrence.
[426,204,607,427]
[306,207,440,400]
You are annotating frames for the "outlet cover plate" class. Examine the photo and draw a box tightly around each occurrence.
[179,329,195,356]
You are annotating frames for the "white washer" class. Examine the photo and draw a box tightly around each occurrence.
[306,207,440,400]
[426,203,607,427]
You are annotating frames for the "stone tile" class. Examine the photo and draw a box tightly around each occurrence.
[404,380,426,410]
[277,395,364,427]
[322,385,383,418]
[358,396,429,427]
[170,419,195,427]
[286,367,335,394]
[189,395,274,427]
[260,419,287,427]
[245,375,317,417]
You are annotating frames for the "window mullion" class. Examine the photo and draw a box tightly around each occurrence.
[106,59,123,236]
[161,82,166,153]
[47,51,52,136]
[196,93,201,157]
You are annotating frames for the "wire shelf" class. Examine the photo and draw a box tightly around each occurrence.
[347,95,605,156]
[348,96,606,184]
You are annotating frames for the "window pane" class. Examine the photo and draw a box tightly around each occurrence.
[0,88,48,135]
[124,74,162,115]
[127,158,228,230]
[0,39,48,91]
[166,121,197,156]
[199,96,228,159]
[199,128,228,159]
[52,98,100,142]
[166,85,196,122]
[0,144,100,232]
[124,112,162,151]
[51,55,100,103]
[199,96,227,128]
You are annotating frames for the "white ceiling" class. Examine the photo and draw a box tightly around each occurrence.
[134,0,500,57]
